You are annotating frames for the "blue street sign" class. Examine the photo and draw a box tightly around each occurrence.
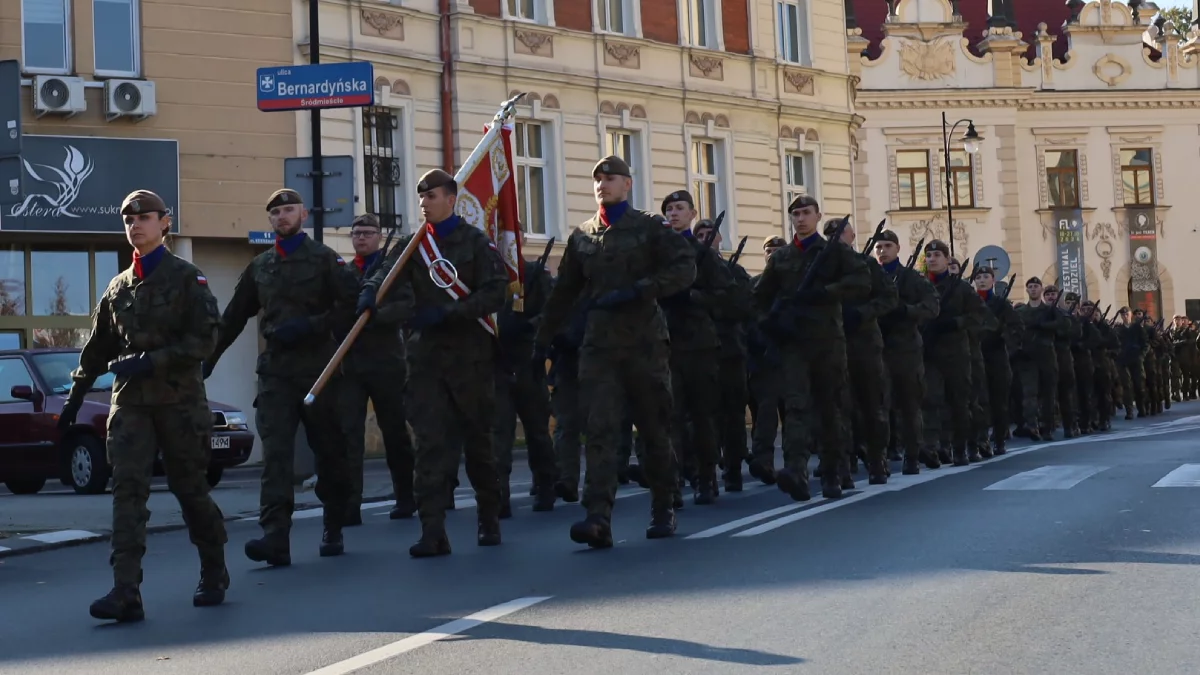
[256,62,375,112]
[249,231,274,245]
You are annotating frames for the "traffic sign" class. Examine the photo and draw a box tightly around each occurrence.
[256,62,375,112]
[283,155,356,229]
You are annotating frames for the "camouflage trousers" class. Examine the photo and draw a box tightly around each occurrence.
[669,347,721,474]
[982,348,1011,442]
[1055,345,1078,431]
[1014,350,1058,433]
[716,356,750,466]
[748,361,785,468]
[1119,359,1146,415]
[493,359,558,488]
[108,403,227,587]
[779,340,850,478]
[578,342,676,519]
[255,375,351,536]
[339,366,414,510]
[969,341,990,446]
[883,344,925,463]
[845,331,889,468]
[407,358,502,532]
[550,350,583,487]
[1073,350,1095,428]
[921,344,972,451]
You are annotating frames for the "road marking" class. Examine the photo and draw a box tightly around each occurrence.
[687,502,812,539]
[717,420,1200,537]
[983,465,1110,491]
[21,529,100,544]
[0,545,10,552]
[1152,463,1200,487]
[302,595,552,675]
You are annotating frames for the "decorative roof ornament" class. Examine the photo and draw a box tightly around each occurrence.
[1066,0,1085,24]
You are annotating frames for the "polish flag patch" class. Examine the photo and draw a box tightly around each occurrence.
[336,256,346,266]
[196,275,208,286]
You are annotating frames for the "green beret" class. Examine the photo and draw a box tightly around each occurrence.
[121,190,167,216]
[266,189,303,211]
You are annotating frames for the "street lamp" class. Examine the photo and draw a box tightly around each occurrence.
[942,111,984,258]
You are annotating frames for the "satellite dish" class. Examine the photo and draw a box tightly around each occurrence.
[971,244,1011,280]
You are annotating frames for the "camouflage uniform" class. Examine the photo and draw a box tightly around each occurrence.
[746,273,784,482]
[1115,319,1148,418]
[1012,292,1063,437]
[548,300,588,500]
[210,190,359,564]
[69,191,227,620]
[536,156,695,546]
[715,260,755,489]
[978,285,1017,455]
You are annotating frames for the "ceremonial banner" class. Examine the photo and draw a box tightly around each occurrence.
[454,122,526,311]
[1053,208,1087,301]
[1126,206,1162,319]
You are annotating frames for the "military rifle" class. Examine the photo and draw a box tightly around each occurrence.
[728,236,749,267]
[906,237,925,269]
[701,211,726,250]
[364,215,402,280]
[861,218,887,255]
[999,273,1017,301]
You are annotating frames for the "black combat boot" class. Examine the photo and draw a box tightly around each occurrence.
[775,467,812,502]
[645,505,676,539]
[901,457,920,475]
[968,443,984,463]
[410,527,452,558]
[319,528,344,557]
[477,515,502,546]
[937,447,952,465]
[554,480,580,503]
[723,460,744,492]
[839,462,855,490]
[627,463,649,488]
[747,458,777,485]
[532,481,556,512]
[821,476,843,500]
[693,467,717,505]
[245,533,291,567]
[90,585,145,623]
[570,514,613,549]
[921,448,941,470]
[390,493,416,519]
[992,439,1006,456]
[868,461,888,485]
[617,461,630,485]
[978,440,993,459]
[193,566,230,607]
[952,444,970,467]
[499,484,512,520]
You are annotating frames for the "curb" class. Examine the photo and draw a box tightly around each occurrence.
[0,494,397,560]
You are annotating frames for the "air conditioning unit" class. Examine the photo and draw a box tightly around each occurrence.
[32,75,87,118]
[104,79,156,122]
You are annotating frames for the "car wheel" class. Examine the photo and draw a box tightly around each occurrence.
[4,477,47,495]
[63,434,111,495]
[206,466,224,488]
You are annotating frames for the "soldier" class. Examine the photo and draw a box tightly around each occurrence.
[534,155,695,547]
[874,231,939,474]
[1042,285,1080,437]
[1092,304,1119,430]
[357,169,507,557]
[493,237,558,515]
[1012,278,1061,439]
[61,190,228,622]
[1073,300,1101,433]
[973,266,1017,455]
[962,260,997,461]
[207,188,358,566]
[746,236,788,484]
[919,240,982,467]
[754,196,870,500]
[548,299,589,503]
[825,218,897,484]
[658,192,736,504]
[339,214,417,523]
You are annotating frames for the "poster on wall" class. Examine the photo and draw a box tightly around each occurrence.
[1053,209,1087,302]
[1126,206,1163,320]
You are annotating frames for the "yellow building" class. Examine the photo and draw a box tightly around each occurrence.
[299,0,862,273]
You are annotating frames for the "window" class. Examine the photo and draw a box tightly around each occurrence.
[597,0,626,33]
[1045,149,1080,209]
[784,153,815,214]
[690,138,731,246]
[0,358,35,404]
[942,150,975,208]
[605,128,646,205]
[22,0,72,74]
[93,0,139,76]
[896,150,931,210]
[514,121,548,236]
[31,250,89,316]
[777,0,811,65]
[506,0,552,24]
[1121,148,1154,206]
[683,0,720,49]
[0,247,26,317]
[362,107,406,232]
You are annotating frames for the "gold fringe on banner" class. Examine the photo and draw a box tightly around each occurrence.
[509,280,525,312]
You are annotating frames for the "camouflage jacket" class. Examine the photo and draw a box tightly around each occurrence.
[659,232,736,352]
[1113,321,1147,365]
[923,271,982,356]
[752,235,871,343]
[537,206,696,350]
[843,255,899,348]
[365,219,508,366]
[212,234,360,378]
[497,259,553,365]
[715,261,754,359]
[877,262,939,353]
[343,251,414,375]
[74,249,218,406]
[978,290,1019,355]
[1013,301,1067,355]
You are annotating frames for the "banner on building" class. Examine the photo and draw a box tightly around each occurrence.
[1053,209,1087,301]
[1126,206,1162,319]
[454,122,526,309]
[0,135,179,233]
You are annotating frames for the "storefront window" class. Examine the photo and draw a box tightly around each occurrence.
[94,250,120,297]
[31,250,91,316]
[0,331,22,349]
[0,247,26,316]
[33,327,91,349]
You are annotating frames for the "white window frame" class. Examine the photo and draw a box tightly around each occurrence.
[503,0,555,26]
[678,0,725,51]
[593,0,642,37]
[512,100,565,241]
[92,0,141,78]
[598,111,652,211]
[779,145,819,237]
[684,123,736,250]
[21,0,73,75]
[776,0,812,66]
[353,91,417,230]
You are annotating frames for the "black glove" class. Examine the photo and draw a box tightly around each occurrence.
[593,286,641,309]
[356,287,377,317]
[407,306,449,330]
[108,352,154,377]
[57,390,84,431]
[201,361,215,380]
[793,287,831,306]
[842,307,863,333]
[270,317,314,345]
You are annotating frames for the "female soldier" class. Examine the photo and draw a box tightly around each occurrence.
[58,190,228,622]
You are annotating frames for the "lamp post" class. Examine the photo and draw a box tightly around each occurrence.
[941,111,983,258]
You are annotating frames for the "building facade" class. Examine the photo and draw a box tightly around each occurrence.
[299,0,862,274]
[850,0,1200,319]
[1,0,297,459]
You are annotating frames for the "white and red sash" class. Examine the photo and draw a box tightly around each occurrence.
[418,223,498,336]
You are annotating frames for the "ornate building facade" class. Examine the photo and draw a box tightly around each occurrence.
[850,0,1200,319]
[295,0,861,273]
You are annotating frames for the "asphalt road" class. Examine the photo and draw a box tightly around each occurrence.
[4,409,1200,674]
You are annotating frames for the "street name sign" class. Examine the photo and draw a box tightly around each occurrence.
[256,62,375,112]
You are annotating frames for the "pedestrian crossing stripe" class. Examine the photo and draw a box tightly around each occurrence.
[983,465,1111,491]
[1151,464,1200,488]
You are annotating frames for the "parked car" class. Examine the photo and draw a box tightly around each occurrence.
[0,348,254,495]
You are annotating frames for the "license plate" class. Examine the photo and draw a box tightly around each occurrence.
[211,436,231,449]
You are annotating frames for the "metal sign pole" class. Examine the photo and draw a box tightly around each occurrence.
[309,0,324,243]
